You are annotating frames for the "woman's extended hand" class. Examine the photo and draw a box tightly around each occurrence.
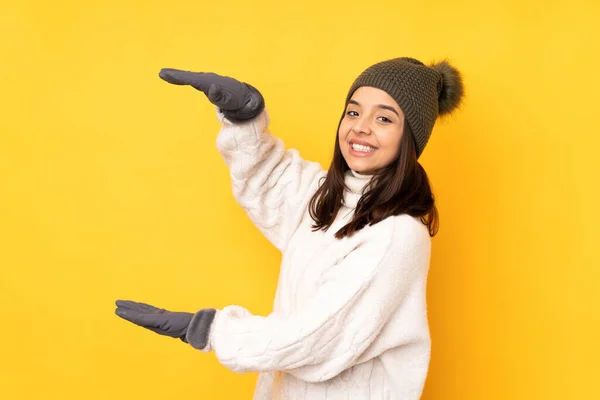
[115,300,217,350]
[158,69,265,123]
[115,300,193,340]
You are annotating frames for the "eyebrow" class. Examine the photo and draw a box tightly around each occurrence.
[348,99,400,117]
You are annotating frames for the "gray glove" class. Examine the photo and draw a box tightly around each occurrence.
[158,68,265,123]
[115,300,216,350]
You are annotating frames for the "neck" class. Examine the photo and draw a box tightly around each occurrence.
[350,169,374,179]
[342,169,374,209]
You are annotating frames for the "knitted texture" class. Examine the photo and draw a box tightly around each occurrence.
[210,107,432,399]
[344,57,462,158]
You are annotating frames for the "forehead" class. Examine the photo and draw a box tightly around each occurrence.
[350,86,400,110]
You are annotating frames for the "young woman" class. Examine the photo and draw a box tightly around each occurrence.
[116,57,464,399]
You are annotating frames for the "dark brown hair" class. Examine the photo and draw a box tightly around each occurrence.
[308,115,439,239]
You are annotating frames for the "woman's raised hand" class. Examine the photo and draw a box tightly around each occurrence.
[159,69,265,123]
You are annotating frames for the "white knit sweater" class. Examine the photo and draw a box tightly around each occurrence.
[204,107,432,399]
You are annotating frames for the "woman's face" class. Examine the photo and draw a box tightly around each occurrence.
[338,86,405,175]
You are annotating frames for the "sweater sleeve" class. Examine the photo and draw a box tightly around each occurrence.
[202,217,431,383]
[215,107,326,253]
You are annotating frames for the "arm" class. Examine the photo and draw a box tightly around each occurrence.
[194,216,431,382]
[215,106,325,252]
[157,68,326,252]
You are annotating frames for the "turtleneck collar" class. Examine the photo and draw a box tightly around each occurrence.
[342,169,374,209]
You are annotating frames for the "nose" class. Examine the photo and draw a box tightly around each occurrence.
[351,115,372,135]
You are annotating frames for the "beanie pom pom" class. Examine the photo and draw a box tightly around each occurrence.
[431,59,464,116]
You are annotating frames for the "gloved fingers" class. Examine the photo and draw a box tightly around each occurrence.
[159,69,249,106]
[196,72,247,96]
[159,69,238,93]
[157,68,187,85]
[116,310,178,337]
[115,307,168,329]
[115,300,166,314]
[136,313,188,337]
[158,69,210,92]
[115,307,146,327]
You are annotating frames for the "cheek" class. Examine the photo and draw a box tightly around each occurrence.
[379,131,403,154]
[338,123,349,141]
[338,119,348,133]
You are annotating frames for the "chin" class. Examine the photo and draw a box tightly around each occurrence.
[350,165,372,174]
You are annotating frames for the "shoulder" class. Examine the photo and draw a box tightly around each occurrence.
[390,214,431,246]
[361,214,431,257]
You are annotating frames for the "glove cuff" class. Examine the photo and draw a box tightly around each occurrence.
[185,308,217,352]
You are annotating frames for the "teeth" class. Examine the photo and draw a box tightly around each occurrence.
[352,143,376,152]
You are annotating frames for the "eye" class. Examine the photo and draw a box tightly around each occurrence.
[346,111,358,117]
[378,116,392,123]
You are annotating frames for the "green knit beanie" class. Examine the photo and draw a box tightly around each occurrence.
[344,57,464,159]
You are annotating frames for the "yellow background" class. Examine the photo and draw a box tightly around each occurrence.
[1,0,598,398]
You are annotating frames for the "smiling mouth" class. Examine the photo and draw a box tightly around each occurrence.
[349,141,377,153]
[349,139,377,149]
